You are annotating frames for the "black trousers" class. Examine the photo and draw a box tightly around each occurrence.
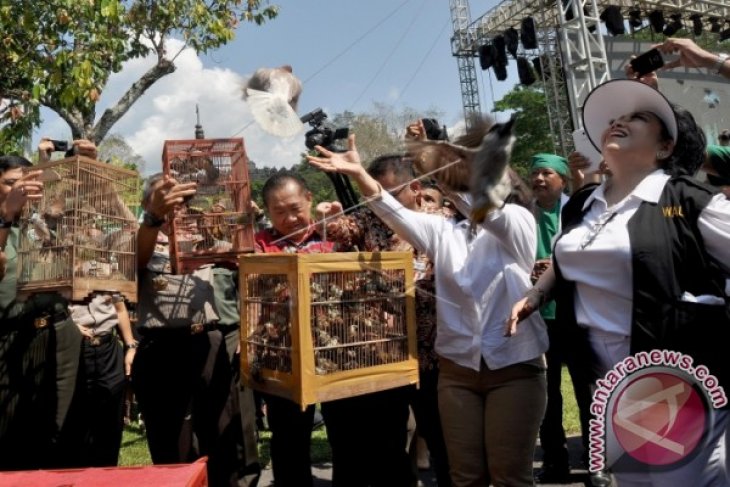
[263,394,316,487]
[411,367,451,487]
[321,386,414,487]
[0,315,81,470]
[58,337,126,467]
[539,319,593,466]
[133,327,259,487]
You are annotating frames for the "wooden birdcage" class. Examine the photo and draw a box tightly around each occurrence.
[16,155,139,302]
[162,138,255,274]
[240,252,419,409]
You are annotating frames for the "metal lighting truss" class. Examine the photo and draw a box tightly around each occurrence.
[450,0,730,153]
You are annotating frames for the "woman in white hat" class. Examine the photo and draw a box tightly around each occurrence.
[508,79,730,486]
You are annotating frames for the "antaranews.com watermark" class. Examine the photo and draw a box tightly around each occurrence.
[588,349,727,473]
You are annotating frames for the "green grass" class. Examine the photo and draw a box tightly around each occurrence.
[118,421,331,468]
[561,365,583,436]
[119,371,582,466]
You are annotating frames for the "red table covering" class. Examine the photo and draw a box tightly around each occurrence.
[0,458,208,487]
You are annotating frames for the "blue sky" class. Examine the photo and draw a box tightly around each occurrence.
[36,0,518,172]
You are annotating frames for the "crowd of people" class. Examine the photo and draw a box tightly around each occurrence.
[1,37,730,487]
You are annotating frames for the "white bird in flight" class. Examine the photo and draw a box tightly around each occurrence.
[243,65,304,138]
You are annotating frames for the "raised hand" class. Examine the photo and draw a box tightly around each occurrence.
[405,119,427,141]
[656,38,717,71]
[0,170,43,221]
[146,176,197,220]
[306,134,364,177]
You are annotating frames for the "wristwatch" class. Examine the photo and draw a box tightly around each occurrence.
[0,217,13,229]
[142,211,165,228]
[711,53,728,75]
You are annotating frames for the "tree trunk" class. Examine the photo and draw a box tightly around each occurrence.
[92,59,176,144]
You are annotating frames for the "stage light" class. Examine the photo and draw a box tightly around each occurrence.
[601,6,626,36]
[663,13,683,36]
[517,57,536,85]
[504,27,519,58]
[494,63,508,81]
[493,35,508,65]
[710,17,723,33]
[521,17,538,49]
[628,10,642,29]
[648,10,665,33]
[532,57,543,78]
[478,43,497,70]
[690,14,702,36]
[721,27,730,42]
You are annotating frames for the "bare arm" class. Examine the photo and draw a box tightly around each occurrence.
[137,177,197,269]
[113,298,136,376]
[504,263,556,336]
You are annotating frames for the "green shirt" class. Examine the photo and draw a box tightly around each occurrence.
[212,267,240,326]
[535,200,560,320]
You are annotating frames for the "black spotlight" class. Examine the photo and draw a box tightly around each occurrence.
[601,6,626,36]
[710,17,723,33]
[648,10,665,33]
[478,43,497,70]
[721,26,730,42]
[504,27,519,58]
[628,10,642,28]
[663,13,683,36]
[521,17,538,49]
[493,35,508,65]
[494,63,508,81]
[690,14,702,36]
[517,57,536,85]
[532,57,543,78]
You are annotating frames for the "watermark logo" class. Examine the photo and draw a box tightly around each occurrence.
[588,350,726,473]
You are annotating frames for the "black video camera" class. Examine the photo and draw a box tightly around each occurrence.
[50,139,70,152]
[301,108,349,152]
[421,118,448,141]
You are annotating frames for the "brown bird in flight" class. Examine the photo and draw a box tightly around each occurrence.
[407,114,517,235]
[243,65,304,138]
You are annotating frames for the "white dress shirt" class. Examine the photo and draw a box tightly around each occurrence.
[369,191,548,372]
[555,170,730,336]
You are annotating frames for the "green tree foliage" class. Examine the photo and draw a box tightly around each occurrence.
[98,133,145,216]
[0,0,278,153]
[493,85,554,178]
[99,133,146,173]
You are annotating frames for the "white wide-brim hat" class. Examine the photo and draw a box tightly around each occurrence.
[582,79,678,153]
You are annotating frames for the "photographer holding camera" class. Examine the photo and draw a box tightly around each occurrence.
[38,137,98,162]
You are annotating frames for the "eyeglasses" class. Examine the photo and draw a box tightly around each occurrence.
[579,211,617,250]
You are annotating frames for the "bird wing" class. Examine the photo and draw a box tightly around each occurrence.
[245,88,304,138]
[406,139,475,192]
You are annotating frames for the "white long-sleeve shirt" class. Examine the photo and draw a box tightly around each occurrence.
[555,170,730,336]
[369,191,548,371]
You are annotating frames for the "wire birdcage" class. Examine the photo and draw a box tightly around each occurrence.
[162,138,255,274]
[16,156,139,302]
[240,252,418,409]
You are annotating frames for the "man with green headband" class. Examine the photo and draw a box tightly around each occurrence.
[529,153,600,485]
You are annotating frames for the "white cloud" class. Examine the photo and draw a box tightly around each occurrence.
[35,38,305,174]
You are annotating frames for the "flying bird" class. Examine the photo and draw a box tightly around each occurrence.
[243,65,304,138]
[407,114,517,235]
